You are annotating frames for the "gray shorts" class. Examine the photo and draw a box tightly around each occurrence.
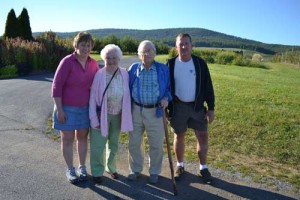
[170,101,207,134]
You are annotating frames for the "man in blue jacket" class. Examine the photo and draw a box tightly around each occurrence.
[166,33,215,184]
[127,40,172,184]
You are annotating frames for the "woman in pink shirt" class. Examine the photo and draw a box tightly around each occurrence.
[89,44,133,184]
[52,32,99,184]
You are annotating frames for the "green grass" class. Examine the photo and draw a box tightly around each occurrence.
[203,62,299,188]
[120,59,300,189]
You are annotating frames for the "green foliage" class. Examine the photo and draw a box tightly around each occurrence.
[272,51,300,65]
[93,37,103,53]
[3,8,33,40]
[232,55,250,66]
[18,8,33,40]
[215,51,236,65]
[45,28,300,55]
[3,9,21,39]
[102,34,119,47]
[0,65,18,78]
[168,47,177,58]
[35,31,73,71]
[198,49,219,63]
[119,36,138,54]
[0,32,72,74]
[153,40,170,54]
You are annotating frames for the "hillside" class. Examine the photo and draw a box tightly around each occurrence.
[34,28,300,55]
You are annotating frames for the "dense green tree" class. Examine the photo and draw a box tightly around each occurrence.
[120,36,138,54]
[93,37,103,53]
[3,9,21,39]
[153,40,170,54]
[102,34,119,46]
[18,8,33,40]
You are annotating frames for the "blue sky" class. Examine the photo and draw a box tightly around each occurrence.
[1,0,300,46]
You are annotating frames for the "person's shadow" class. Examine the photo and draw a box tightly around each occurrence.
[73,171,298,200]
[73,173,222,200]
[175,171,297,200]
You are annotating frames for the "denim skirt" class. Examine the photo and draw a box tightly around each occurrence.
[53,105,90,131]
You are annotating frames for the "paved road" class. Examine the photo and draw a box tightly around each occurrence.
[0,57,298,200]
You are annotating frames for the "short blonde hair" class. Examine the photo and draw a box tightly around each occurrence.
[100,44,122,60]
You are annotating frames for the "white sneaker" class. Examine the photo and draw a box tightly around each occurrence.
[66,167,79,184]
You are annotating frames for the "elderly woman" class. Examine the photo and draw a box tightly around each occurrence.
[127,40,172,184]
[89,44,133,184]
[52,32,99,184]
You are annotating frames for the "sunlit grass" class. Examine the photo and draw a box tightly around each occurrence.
[208,62,300,188]
[120,60,300,189]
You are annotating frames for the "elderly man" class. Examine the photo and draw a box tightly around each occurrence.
[127,40,171,184]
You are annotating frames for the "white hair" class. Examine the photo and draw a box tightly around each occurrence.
[137,40,156,55]
[100,44,122,60]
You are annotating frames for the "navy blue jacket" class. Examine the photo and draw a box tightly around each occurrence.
[166,55,215,117]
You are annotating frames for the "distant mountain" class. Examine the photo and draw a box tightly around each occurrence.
[33,28,300,55]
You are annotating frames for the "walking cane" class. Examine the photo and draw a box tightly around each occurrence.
[162,109,178,195]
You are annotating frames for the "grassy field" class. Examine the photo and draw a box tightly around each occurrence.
[120,55,300,189]
[204,62,300,189]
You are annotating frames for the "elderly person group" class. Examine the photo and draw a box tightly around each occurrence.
[52,32,215,186]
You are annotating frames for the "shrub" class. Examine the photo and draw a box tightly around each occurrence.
[232,55,250,66]
[0,65,18,78]
[199,49,219,63]
[215,51,236,65]
[168,47,177,58]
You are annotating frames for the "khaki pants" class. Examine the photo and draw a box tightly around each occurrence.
[128,104,164,175]
[90,114,121,177]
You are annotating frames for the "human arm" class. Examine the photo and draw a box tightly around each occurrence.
[206,110,215,124]
[53,97,66,123]
[89,73,101,129]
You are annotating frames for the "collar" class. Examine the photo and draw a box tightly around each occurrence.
[140,62,156,71]
[71,52,91,62]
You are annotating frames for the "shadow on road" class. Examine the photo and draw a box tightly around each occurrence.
[210,177,297,200]
[70,171,297,200]
[16,72,54,82]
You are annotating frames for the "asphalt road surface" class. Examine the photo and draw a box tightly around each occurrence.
[0,56,298,200]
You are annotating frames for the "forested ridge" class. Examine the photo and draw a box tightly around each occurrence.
[34,28,300,55]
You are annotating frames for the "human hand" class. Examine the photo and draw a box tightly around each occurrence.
[56,110,67,123]
[206,110,215,124]
[159,98,168,109]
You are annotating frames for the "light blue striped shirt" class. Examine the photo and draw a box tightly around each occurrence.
[132,63,159,104]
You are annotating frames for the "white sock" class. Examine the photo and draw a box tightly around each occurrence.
[200,164,207,170]
[177,162,184,167]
